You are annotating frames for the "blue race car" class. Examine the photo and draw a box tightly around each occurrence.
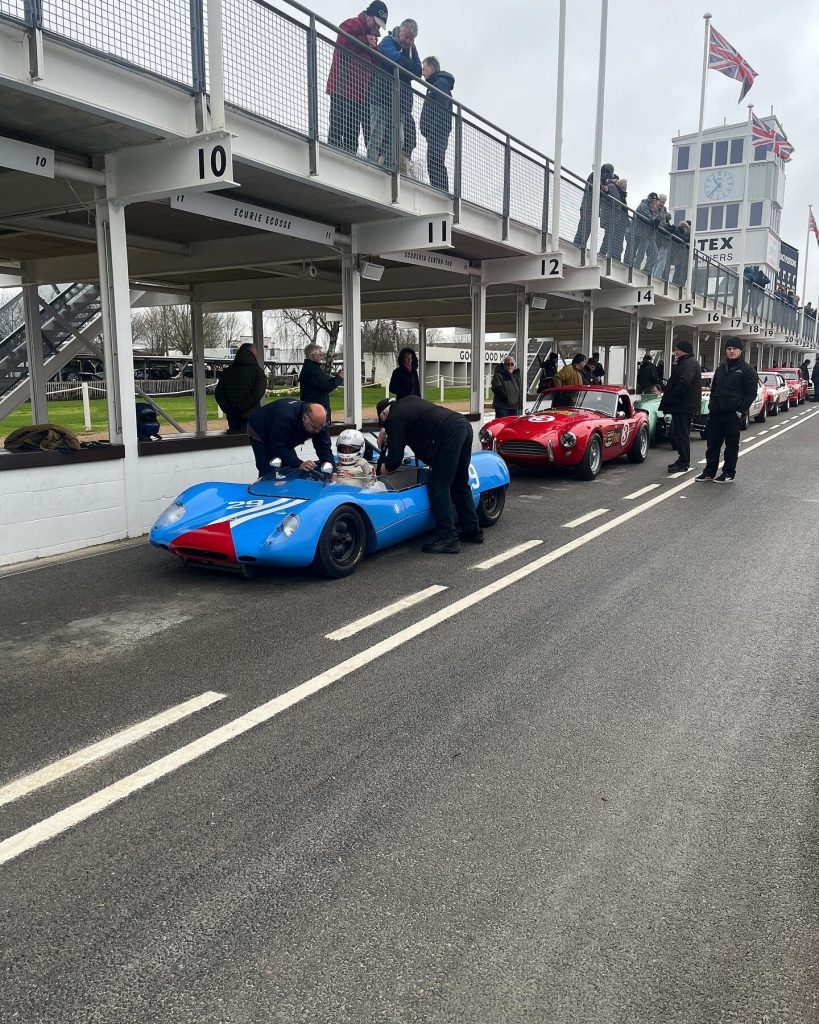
[149,451,510,578]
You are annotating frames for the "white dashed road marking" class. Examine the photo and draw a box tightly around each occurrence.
[562,508,609,529]
[474,539,543,570]
[623,484,661,500]
[325,585,448,640]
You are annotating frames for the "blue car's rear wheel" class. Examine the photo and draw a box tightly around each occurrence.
[477,486,506,527]
[314,505,366,579]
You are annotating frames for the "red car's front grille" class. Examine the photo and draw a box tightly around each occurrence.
[175,547,231,561]
[499,440,548,456]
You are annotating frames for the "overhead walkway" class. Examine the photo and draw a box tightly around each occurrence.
[0,0,815,564]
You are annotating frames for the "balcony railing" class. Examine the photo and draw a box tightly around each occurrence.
[8,0,818,342]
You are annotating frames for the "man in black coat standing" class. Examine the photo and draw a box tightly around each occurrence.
[659,339,702,473]
[812,360,819,401]
[247,399,334,478]
[375,396,481,553]
[299,343,344,420]
[215,343,267,432]
[696,338,758,483]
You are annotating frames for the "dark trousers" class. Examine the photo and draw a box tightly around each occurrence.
[493,405,516,418]
[426,143,449,191]
[670,413,692,467]
[705,411,741,477]
[226,413,248,434]
[573,197,592,247]
[250,440,273,478]
[328,96,366,153]
[427,419,480,542]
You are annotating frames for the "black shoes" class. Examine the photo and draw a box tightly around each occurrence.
[459,529,485,544]
[714,472,735,484]
[694,472,713,482]
[667,461,688,472]
[422,536,461,554]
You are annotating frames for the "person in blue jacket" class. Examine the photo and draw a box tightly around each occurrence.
[420,57,454,191]
[247,400,334,478]
[368,18,421,172]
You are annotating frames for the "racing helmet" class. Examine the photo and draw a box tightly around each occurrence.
[336,428,366,466]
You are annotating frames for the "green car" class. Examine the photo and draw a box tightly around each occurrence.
[634,392,673,444]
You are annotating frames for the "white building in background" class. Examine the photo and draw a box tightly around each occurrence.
[668,114,798,293]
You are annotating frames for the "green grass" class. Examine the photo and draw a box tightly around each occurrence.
[1,386,477,435]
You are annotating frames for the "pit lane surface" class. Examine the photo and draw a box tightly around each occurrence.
[1,406,818,1023]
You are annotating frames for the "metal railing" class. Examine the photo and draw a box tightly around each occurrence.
[7,0,819,342]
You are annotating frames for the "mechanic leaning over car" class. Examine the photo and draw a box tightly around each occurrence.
[659,339,702,474]
[247,399,334,478]
[375,396,482,554]
[696,337,758,484]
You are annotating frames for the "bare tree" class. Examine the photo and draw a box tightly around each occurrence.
[131,306,241,356]
[266,309,342,371]
[361,320,416,382]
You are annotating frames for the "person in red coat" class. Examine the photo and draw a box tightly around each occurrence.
[326,3,388,154]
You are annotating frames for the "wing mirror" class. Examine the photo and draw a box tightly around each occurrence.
[320,461,334,483]
[269,456,284,480]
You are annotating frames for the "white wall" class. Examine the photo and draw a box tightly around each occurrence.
[0,446,259,567]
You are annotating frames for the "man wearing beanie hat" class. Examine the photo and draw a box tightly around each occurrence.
[659,338,701,472]
[326,4,389,153]
[375,395,481,553]
[696,337,758,483]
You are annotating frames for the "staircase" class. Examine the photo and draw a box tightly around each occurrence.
[526,339,553,393]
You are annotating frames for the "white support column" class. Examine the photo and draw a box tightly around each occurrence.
[692,327,701,361]
[663,321,674,380]
[625,314,640,391]
[341,254,362,426]
[582,302,594,353]
[95,198,141,536]
[470,276,487,416]
[712,333,721,374]
[190,298,208,433]
[515,290,529,413]
[418,320,427,400]
[21,266,47,423]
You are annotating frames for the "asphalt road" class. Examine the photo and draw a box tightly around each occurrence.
[2,404,818,1023]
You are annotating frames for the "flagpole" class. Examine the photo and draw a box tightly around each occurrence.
[799,205,812,346]
[588,0,609,261]
[686,13,712,301]
[550,0,567,249]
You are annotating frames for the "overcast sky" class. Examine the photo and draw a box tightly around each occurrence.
[317,0,819,300]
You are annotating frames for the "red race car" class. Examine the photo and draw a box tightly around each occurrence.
[479,385,650,480]
[757,371,790,415]
[768,367,808,405]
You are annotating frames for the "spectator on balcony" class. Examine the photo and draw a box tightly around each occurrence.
[651,196,672,277]
[668,220,691,286]
[420,57,454,192]
[299,343,344,420]
[573,163,617,248]
[214,343,267,433]
[370,19,421,174]
[599,178,628,262]
[625,192,658,270]
[389,346,421,399]
[327,3,388,154]
[805,301,815,319]
[553,353,587,387]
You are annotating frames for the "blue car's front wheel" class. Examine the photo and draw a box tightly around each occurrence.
[314,505,367,579]
[477,486,506,527]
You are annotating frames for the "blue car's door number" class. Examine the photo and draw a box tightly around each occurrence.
[468,464,480,490]
[226,500,266,510]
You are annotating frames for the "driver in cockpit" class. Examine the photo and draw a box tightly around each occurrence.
[335,429,375,479]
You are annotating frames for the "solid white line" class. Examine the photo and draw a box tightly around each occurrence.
[623,484,661,501]
[2,408,817,868]
[562,508,609,529]
[474,539,543,569]
[325,585,447,640]
[0,692,225,809]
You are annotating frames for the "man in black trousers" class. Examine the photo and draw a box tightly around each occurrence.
[659,339,702,473]
[376,396,481,553]
[696,338,758,484]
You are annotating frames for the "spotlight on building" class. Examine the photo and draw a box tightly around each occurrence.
[529,295,548,310]
[360,261,385,282]
[643,318,654,331]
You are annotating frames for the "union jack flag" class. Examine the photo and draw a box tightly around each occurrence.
[709,25,757,102]
[810,211,819,244]
[751,113,794,163]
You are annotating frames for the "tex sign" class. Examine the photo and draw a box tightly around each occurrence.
[695,234,738,264]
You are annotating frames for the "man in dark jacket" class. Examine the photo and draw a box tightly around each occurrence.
[659,339,702,472]
[215,344,267,433]
[573,163,617,248]
[420,57,454,191]
[389,346,421,399]
[637,353,660,393]
[375,395,481,553]
[327,3,388,153]
[491,357,521,417]
[800,359,811,381]
[247,399,334,478]
[696,338,758,483]
[538,351,559,392]
[812,360,819,401]
[299,343,344,420]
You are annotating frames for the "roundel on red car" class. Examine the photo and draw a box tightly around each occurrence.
[621,422,630,447]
